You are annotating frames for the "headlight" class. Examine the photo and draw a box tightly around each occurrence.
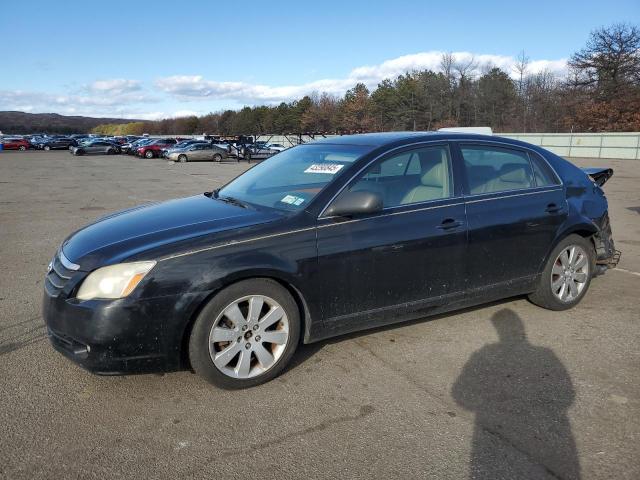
[76,261,156,300]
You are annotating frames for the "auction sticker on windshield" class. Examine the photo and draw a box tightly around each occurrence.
[280,195,305,206]
[304,164,344,175]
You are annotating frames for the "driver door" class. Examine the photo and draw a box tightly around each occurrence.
[316,143,467,334]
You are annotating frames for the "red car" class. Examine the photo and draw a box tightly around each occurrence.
[137,138,178,158]
[2,138,30,151]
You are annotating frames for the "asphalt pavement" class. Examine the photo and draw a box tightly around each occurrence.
[0,150,638,479]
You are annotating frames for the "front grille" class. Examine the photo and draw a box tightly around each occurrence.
[45,250,79,297]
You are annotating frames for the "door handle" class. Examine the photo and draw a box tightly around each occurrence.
[545,203,562,214]
[436,218,463,230]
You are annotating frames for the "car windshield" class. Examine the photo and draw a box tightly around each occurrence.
[218,143,372,212]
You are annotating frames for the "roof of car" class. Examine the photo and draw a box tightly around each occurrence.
[309,131,507,147]
[308,131,545,154]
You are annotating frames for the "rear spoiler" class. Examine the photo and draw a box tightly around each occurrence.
[582,167,614,187]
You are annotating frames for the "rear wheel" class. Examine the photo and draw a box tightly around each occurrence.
[528,234,595,310]
[178,154,188,163]
[18,145,26,151]
[213,153,222,162]
[43,145,51,151]
[189,279,300,389]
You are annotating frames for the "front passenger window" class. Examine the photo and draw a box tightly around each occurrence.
[348,145,453,208]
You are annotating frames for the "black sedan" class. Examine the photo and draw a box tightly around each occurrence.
[43,132,619,389]
[40,137,76,150]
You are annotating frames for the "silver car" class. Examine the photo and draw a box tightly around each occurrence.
[167,143,229,163]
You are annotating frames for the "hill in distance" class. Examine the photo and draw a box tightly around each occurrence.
[0,111,141,134]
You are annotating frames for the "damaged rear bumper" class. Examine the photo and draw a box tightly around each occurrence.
[592,212,621,274]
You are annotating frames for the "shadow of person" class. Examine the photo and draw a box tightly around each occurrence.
[451,308,580,480]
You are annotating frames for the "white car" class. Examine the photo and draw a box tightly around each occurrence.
[265,143,287,152]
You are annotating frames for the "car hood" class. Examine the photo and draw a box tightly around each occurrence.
[62,194,282,268]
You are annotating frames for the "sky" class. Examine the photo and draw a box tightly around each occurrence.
[1,0,638,120]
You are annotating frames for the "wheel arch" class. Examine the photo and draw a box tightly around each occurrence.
[538,221,599,274]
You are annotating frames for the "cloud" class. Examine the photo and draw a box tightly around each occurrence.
[0,85,157,118]
[156,50,568,104]
[87,79,142,95]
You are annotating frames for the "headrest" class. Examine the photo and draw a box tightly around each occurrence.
[421,161,444,188]
[499,163,528,183]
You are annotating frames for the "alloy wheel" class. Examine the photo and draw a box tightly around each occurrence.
[550,245,589,302]
[208,295,289,379]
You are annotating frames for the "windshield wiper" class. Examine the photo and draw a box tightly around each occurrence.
[218,194,250,209]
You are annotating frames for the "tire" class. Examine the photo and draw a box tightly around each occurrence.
[75,149,85,156]
[245,151,251,162]
[18,145,26,151]
[145,150,154,159]
[189,278,301,389]
[528,234,595,311]
[106,148,114,155]
[213,153,222,162]
[178,154,188,163]
[43,145,51,151]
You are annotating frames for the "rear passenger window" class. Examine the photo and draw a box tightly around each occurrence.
[349,145,453,208]
[529,152,560,186]
[461,145,534,194]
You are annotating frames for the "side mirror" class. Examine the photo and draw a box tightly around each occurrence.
[324,190,383,217]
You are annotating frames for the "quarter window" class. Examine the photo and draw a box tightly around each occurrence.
[461,145,534,194]
[348,145,453,208]
[529,152,560,186]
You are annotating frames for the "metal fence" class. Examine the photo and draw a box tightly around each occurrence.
[500,132,640,160]
[256,133,640,159]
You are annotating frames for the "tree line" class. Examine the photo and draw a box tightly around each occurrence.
[93,23,640,136]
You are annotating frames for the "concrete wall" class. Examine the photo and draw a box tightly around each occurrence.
[500,132,640,160]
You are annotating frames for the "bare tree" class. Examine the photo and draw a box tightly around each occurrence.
[568,23,640,99]
[513,50,530,131]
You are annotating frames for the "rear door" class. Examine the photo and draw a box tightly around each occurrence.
[456,142,566,288]
[316,143,467,329]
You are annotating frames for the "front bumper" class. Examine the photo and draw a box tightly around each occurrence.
[43,290,191,374]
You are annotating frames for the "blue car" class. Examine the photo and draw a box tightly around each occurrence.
[43,132,619,389]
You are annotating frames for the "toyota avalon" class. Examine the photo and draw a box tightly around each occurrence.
[43,132,619,389]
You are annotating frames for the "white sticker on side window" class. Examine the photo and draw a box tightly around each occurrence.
[304,163,344,175]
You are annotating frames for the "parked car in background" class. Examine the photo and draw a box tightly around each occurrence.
[264,143,287,152]
[162,140,205,157]
[137,138,178,158]
[40,137,76,150]
[2,137,31,150]
[242,143,278,161]
[26,136,47,149]
[42,132,620,389]
[71,140,121,156]
[123,138,152,154]
[167,143,230,163]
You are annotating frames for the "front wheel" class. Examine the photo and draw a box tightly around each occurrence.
[213,153,222,162]
[18,145,26,151]
[145,150,154,159]
[528,234,595,311]
[43,145,51,151]
[178,154,188,163]
[189,279,301,389]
